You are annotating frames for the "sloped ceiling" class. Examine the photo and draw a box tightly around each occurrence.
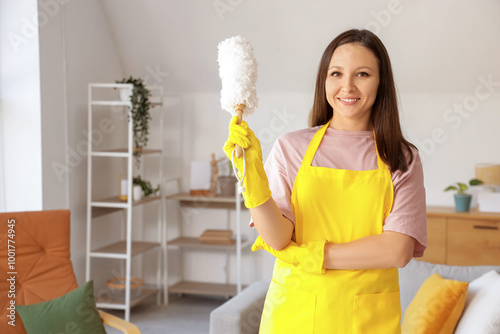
[100,0,500,94]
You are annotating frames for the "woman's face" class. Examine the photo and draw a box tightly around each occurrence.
[325,43,380,130]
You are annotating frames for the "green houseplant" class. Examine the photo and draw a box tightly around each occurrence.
[133,176,160,197]
[444,178,483,212]
[116,76,152,167]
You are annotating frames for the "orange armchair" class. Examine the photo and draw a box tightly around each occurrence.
[0,210,140,334]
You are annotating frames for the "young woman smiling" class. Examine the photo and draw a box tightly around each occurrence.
[223,28,426,333]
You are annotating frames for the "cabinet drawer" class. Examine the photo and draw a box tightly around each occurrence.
[447,219,500,265]
[420,217,447,264]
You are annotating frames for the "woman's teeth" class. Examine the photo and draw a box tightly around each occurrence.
[339,98,359,102]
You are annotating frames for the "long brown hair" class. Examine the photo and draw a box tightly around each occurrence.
[310,29,415,172]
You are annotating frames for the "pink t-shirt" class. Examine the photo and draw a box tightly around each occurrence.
[256,126,427,257]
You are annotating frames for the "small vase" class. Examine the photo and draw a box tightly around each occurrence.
[454,194,472,212]
[133,185,143,202]
[218,176,237,197]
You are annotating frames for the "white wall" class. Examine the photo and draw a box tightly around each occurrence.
[62,0,126,284]
[0,0,43,211]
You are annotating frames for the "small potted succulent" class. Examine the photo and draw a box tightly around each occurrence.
[444,179,483,212]
[133,175,160,200]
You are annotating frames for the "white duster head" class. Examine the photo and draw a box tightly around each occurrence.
[218,35,258,117]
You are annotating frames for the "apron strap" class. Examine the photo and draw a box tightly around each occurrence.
[372,129,389,172]
[300,120,331,168]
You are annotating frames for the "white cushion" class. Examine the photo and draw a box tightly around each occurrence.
[454,270,500,334]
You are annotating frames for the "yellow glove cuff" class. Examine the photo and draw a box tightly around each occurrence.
[251,236,326,275]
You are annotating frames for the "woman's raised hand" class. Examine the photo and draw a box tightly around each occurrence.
[222,116,271,208]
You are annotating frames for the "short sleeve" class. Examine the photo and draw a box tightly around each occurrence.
[383,149,427,257]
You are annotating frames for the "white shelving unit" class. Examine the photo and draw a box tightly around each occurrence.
[164,186,248,302]
[86,83,165,321]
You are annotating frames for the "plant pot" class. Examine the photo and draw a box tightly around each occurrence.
[133,185,143,201]
[454,194,472,212]
[219,176,237,197]
[119,87,132,102]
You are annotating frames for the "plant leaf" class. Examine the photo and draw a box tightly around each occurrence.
[457,183,468,194]
[444,186,458,192]
[469,179,483,186]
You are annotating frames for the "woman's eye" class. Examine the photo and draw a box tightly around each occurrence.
[357,72,369,77]
[330,71,341,77]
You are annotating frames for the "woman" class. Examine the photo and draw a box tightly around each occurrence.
[223,29,427,333]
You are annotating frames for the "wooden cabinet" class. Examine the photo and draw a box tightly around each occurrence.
[421,217,447,264]
[421,206,500,265]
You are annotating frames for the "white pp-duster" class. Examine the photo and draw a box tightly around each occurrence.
[218,35,258,158]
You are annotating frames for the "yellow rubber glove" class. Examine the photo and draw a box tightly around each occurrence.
[222,116,272,208]
[251,235,326,275]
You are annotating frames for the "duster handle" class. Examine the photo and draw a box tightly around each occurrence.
[234,104,244,158]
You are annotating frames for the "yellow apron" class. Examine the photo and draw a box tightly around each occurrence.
[259,121,401,334]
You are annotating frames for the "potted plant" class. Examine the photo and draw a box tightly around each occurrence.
[444,178,483,212]
[133,176,160,198]
[116,76,152,168]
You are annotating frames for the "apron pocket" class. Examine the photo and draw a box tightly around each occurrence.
[353,290,401,334]
[260,280,316,334]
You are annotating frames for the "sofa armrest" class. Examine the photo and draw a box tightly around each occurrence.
[210,281,269,334]
[99,310,141,334]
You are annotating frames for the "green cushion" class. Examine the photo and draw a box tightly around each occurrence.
[16,280,106,334]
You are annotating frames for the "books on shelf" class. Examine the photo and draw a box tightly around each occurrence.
[199,229,235,245]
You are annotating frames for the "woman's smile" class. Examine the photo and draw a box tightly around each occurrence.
[337,97,361,105]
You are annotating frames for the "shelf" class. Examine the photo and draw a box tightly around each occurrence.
[87,83,165,320]
[168,236,251,250]
[167,193,242,203]
[90,83,132,89]
[91,101,161,108]
[91,148,162,157]
[96,287,159,310]
[91,195,161,210]
[169,281,244,297]
[92,207,122,218]
[91,101,131,106]
[90,241,161,259]
[166,193,245,210]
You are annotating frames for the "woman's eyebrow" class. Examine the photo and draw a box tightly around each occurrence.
[328,65,374,71]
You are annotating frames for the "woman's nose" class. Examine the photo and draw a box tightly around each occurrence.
[341,76,355,92]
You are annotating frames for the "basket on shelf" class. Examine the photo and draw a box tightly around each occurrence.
[106,277,144,301]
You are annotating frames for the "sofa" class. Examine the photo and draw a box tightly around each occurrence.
[210,259,500,334]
